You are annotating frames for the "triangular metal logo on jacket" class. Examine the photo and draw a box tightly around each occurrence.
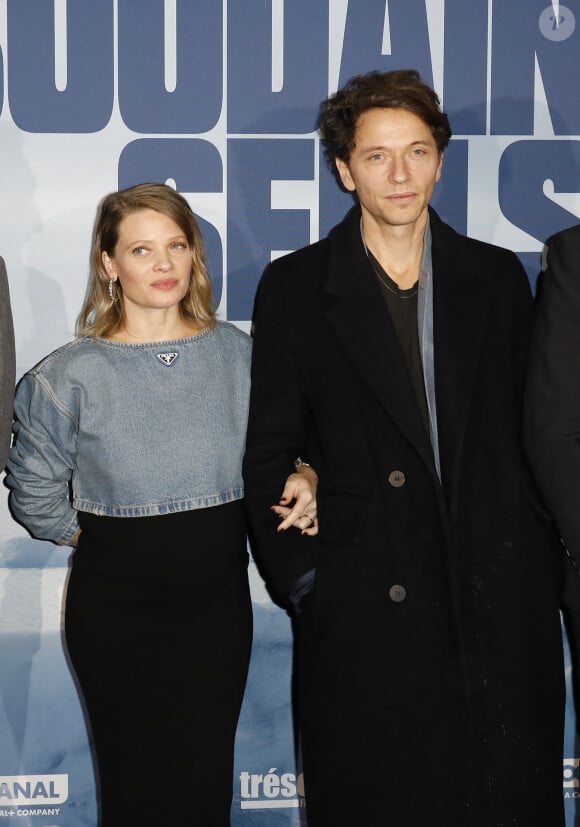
[156,352,178,366]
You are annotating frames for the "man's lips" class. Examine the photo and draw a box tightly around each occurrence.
[387,192,416,202]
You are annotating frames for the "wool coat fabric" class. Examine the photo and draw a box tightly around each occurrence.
[524,224,580,571]
[524,223,580,742]
[243,206,565,827]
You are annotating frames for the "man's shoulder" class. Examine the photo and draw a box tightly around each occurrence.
[429,208,510,254]
[547,222,580,250]
[541,224,580,294]
[262,205,358,288]
[266,236,329,275]
[464,233,520,267]
[258,239,330,303]
[431,210,517,262]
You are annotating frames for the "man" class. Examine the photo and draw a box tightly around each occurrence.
[524,225,580,703]
[0,257,15,468]
[243,70,564,826]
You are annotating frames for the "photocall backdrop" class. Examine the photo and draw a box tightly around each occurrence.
[0,1,579,824]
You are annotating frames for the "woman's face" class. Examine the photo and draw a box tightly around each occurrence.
[102,209,192,315]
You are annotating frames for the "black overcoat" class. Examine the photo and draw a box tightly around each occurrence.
[524,224,580,567]
[243,206,564,827]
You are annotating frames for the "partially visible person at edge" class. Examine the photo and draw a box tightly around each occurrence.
[0,257,15,468]
[524,224,580,723]
[5,182,317,827]
[243,70,565,826]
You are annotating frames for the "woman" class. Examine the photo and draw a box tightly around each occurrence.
[6,183,316,825]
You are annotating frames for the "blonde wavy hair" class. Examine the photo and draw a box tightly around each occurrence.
[76,182,216,338]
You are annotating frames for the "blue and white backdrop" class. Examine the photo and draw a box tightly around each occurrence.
[1,1,580,824]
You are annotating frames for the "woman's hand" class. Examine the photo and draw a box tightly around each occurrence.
[272,464,318,535]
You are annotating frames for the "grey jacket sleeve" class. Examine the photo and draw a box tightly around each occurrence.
[0,258,16,470]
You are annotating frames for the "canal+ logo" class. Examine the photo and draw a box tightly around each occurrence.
[0,775,68,804]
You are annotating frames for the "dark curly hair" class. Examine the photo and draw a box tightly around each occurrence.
[317,69,452,171]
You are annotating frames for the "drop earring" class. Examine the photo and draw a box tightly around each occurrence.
[108,278,117,301]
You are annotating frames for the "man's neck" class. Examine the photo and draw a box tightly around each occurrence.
[361,212,427,289]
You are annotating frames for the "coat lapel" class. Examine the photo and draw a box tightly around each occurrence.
[323,207,438,480]
[430,211,490,501]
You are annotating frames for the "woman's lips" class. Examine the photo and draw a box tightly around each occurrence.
[151,279,179,290]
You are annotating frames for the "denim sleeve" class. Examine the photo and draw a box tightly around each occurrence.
[6,373,79,545]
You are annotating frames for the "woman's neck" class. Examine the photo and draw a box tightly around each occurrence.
[109,308,203,343]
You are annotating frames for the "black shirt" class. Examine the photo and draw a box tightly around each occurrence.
[367,250,430,435]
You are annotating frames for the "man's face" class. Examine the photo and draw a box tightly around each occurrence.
[335,107,443,233]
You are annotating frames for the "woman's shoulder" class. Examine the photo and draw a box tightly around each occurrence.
[212,321,252,353]
[26,337,98,379]
[16,339,103,416]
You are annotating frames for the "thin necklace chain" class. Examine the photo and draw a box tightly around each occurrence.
[360,218,418,299]
[122,328,152,341]
[370,256,418,298]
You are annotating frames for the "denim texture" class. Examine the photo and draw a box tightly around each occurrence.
[6,322,251,544]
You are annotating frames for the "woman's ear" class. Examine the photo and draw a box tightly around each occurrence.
[102,251,116,278]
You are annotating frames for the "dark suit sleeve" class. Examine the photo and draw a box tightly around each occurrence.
[0,258,15,470]
[524,228,580,566]
[243,263,318,606]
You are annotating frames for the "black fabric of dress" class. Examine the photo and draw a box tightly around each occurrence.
[64,501,252,827]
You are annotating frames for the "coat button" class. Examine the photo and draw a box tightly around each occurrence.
[388,584,407,603]
[388,470,406,488]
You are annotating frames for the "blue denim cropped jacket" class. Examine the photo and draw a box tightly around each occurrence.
[6,323,251,545]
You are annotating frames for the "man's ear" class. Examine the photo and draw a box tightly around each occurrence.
[435,151,444,183]
[335,157,356,192]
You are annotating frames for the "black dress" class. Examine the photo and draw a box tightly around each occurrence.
[65,500,252,826]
